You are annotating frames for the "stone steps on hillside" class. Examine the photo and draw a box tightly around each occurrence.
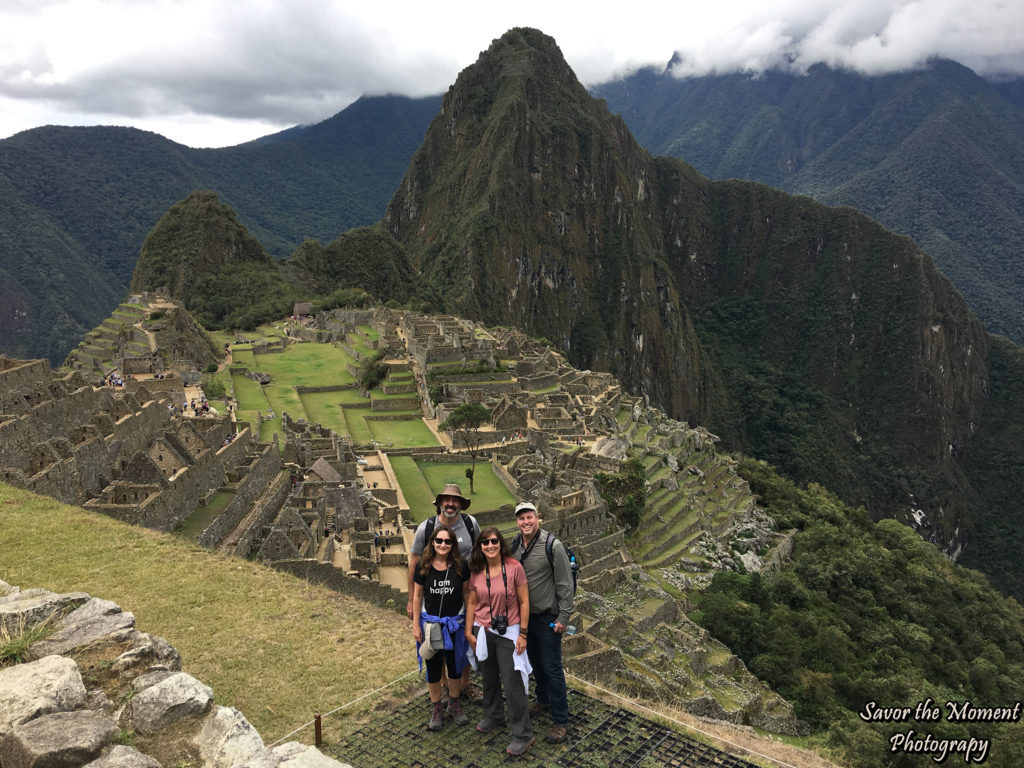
[636,505,702,563]
[646,529,707,569]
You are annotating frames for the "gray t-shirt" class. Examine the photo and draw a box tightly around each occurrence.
[411,512,478,561]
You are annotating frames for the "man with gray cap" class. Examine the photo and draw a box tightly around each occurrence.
[408,483,481,700]
[511,500,574,744]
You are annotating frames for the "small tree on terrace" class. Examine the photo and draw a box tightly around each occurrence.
[440,403,492,493]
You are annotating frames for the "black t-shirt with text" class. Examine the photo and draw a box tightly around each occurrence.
[414,562,467,617]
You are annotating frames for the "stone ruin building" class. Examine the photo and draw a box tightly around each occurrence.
[0,355,267,533]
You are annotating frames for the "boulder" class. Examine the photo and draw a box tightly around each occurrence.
[0,590,91,634]
[195,706,264,768]
[0,710,118,768]
[0,655,88,739]
[111,632,181,675]
[27,599,135,659]
[130,670,175,693]
[271,741,353,768]
[85,745,162,768]
[127,672,213,733]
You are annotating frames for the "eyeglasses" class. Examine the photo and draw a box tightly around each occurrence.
[433,538,452,545]
[480,537,501,545]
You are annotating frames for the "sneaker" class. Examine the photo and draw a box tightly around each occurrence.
[529,700,549,716]
[462,682,484,703]
[545,725,567,744]
[428,701,444,731]
[506,736,536,756]
[476,717,503,733]
[447,697,468,726]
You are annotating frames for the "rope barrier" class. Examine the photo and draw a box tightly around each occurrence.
[565,673,803,768]
[266,667,420,748]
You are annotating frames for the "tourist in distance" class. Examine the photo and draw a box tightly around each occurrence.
[511,500,574,744]
[411,523,471,730]
[408,483,481,701]
[465,526,534,756]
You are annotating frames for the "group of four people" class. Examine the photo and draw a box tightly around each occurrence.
[407,483,574,756]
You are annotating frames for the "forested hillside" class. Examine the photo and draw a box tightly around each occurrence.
[593,60,1024,345]
[0,94,439,364]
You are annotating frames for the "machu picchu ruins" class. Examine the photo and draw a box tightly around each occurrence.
[1,297,802,734]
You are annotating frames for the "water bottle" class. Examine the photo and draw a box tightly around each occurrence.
[550,622,577,636]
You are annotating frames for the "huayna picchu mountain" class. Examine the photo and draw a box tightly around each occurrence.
[382,28,1020,587]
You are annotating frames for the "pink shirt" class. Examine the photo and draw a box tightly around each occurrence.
[468,557,527,629]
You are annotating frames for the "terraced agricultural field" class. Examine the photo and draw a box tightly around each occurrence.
[366,417,438,448]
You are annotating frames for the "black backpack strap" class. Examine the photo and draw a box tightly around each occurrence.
[423,518,435,543]
[461,512,478,542]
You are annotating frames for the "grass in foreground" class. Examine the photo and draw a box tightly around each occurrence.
[0,483,415,746]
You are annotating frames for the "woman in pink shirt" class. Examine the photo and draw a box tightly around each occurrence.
[465,526,534,756]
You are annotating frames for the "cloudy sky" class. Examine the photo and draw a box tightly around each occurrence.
[2,0,1022,148]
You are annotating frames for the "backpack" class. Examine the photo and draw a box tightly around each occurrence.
[512,531,579,595]
[424,513,478,549]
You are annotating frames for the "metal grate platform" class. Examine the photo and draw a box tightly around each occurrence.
[329,687,761,768]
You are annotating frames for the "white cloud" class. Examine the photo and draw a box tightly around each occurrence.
[0,0,1021,147]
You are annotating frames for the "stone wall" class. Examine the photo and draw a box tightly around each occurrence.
[270,560,404,612]
[197,443,282,549]
[370,396,419,412]
[229,474,293,558]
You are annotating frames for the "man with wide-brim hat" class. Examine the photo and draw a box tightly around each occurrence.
[408,484,477,613]
[431,483,472,511]
[408,483,481,700]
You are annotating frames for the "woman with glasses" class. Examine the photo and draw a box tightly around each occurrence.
[412,524,470,730]
[465,526,534,756]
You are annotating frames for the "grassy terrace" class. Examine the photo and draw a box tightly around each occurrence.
[220,340,362,447]
[388,456,437,523]
[366,417,438,448]
[298,389,368,435]
[387,458,516,523]
[176,489,234,540]
[417,462,516,514]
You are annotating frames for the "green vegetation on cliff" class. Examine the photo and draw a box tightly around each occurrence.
[130,190,301,330]
[698,459,1024,767]
[594,61,1024,346]
[0,94,440,364]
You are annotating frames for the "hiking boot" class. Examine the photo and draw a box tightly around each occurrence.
[506,736,536,756]
[545,725,568,744]
[428,700,444,731]
[476,716,503,733]
[447,697,468,726]
[462,682,484,703]
[529,699,548,716]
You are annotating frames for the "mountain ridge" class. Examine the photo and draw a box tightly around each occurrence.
[593,58,1024,344]
[0,94,439,364]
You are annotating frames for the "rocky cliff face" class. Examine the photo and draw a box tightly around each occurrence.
[385,28,712,422]
[384,27,994,553]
